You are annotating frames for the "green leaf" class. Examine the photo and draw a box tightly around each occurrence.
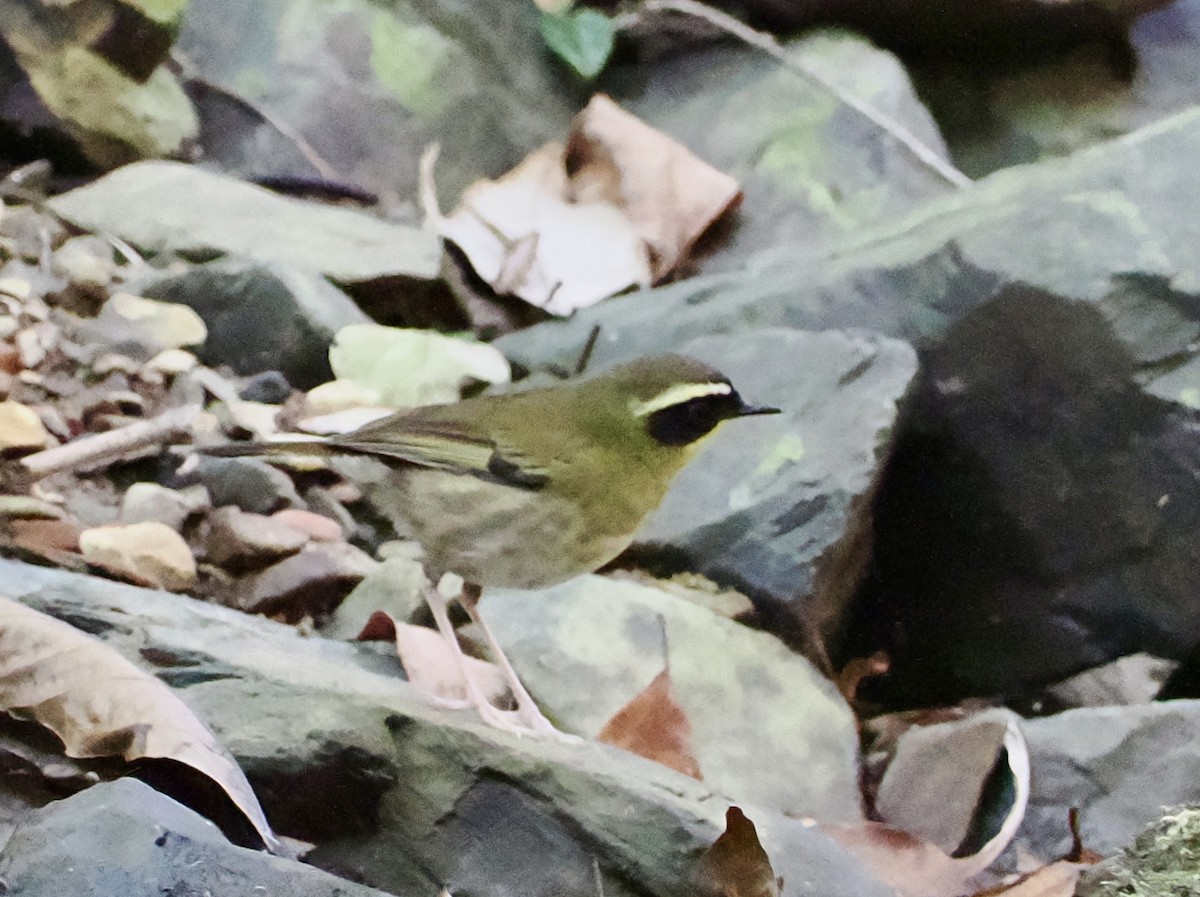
[539,8,615,79]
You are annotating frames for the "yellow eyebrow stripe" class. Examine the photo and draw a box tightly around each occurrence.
[630,381,732,418]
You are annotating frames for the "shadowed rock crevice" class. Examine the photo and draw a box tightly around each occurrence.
[857,285,1200,703]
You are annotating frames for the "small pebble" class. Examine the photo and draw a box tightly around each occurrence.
[0,399,48,453]
[79,522,198,591]
[204,506,309,569]
[270,508,343,542]
[52,236,116,287]
[185,457,303,514]
[99,292,207,352]
[239,370,292,405]
[145,348,198,376]
[120,482,210,531]
[230,541,378,619]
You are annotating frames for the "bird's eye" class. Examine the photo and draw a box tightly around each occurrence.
[688,399,718,429]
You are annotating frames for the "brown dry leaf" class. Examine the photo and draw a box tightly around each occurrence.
[437,142,650,316]
[597,667,701,779]
[0,596,277,851]
[694,806,781,897]
[436,95,739,315]
[972,861,1084,897]
[566,94,742,280]
[357,610,508,706]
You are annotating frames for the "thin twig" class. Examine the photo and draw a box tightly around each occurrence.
[21,406,201,478]
[621,0,972,189]
[574,324,601,375]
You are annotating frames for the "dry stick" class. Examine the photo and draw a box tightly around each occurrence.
[21,406,201,479]
[625,0,972,189]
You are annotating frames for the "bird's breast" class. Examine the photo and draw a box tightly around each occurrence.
[372,467,637,589]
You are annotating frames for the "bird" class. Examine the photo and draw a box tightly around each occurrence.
[202,353,779,738]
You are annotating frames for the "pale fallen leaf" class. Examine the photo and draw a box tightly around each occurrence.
[438,142,650,315]
[327,324,510,408]
[0,596,277,851]
[566,95,742,280]
[358,611,508,707]
[597,667,701,779]
[694,806,781,897]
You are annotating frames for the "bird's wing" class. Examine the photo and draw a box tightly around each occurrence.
[331,422,549,490]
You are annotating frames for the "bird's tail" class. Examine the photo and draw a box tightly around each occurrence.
[197,439,335,459]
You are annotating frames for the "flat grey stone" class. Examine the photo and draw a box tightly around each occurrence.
[0,778,401,896]
[1013,701,1200,863]
[48,162,440,284]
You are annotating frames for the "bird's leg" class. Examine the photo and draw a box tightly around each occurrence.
[419,579,493,713]
[420,576,577,741]
[457,582,580,743]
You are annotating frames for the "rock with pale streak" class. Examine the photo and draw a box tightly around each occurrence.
[79,522,197,591]
[0,400,48,453]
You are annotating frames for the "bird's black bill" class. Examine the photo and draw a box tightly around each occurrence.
[735,402,781,417]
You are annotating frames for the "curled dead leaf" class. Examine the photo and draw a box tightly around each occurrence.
[0,596,277,851]
[827,716,1031,897]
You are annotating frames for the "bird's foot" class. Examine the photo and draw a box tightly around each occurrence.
[471,697,583,744]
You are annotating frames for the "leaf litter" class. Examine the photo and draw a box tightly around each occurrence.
[431,95,741,315]
[0,596,277,851]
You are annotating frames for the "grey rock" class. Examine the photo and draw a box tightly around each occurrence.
[176,0,575,206]
[609,30,956,269]
[1040,653,1179,712]
[135,257,372,389]
[178,4,953,273]
[485,575,864,823]
[0,778,401,897]
[324,545,428,640]
[203,506,310,570]
[1012,701,1200,863]
[499,108,1200,701]
[0,558,891,897]
[120,483,211,531]
[0,6,196,167]
[239,370,292,404]
[631,328,917,633]
[185,456,304,515]
[231,541,378,618]
[49,162,440,285]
